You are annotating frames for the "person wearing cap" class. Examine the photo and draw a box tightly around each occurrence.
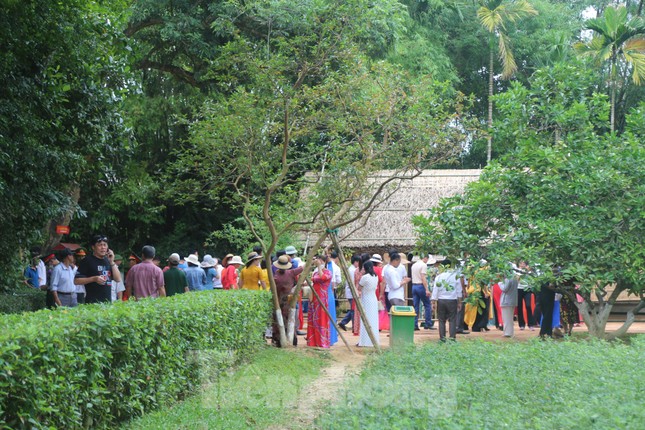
[240,252,266,290]
[74,248,87,266]
[164,253,189,296]
[51,248,78,307]
[383,252,411,307]
[272,255,305,346]
[222,255,243,289]
[184,254,207,291]
[74,235,122,304]
[201,255,218,290]
[284,246,301,268]
[411,254,436,330]
[111,254,126,302]
[126,246,165,299]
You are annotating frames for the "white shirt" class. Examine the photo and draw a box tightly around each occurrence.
[330,261,342,287]
[431,270,464,301]
[384,264,405,301]
[345,265,357,299]
[411,260,427,284]
[213,265,223,288]
[50,263,77,293]
[111,279,125,302]
[37,259,47,288]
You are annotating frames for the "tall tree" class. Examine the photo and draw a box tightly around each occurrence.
[575,5,645,133]
[476,0,538,163]
[414,66,644,339]
[0,0,129,288]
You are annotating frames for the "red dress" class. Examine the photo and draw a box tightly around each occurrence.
[307,269,332,348]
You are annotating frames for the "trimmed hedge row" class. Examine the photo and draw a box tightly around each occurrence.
[0,287,46,314]
[0,290,272,429]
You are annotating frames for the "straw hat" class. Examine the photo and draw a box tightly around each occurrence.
[229,255,243,265]
[246,252,262,264]
[272,255,292,270]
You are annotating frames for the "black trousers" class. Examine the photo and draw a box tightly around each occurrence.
[539,288,555,337]
[517,289,536,328]
[437,299,458,340]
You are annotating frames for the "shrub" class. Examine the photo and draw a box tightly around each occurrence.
[0,286,46,314]
[0,290,272,429]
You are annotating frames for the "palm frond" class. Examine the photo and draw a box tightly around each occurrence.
[498,32,517,78]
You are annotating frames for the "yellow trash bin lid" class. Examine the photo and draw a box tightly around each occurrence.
[390,305,416,316]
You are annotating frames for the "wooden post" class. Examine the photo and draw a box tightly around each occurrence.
[325,217,381,352]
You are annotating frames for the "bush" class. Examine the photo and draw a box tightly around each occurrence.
[0,290,272,429]
[0,286,46,314]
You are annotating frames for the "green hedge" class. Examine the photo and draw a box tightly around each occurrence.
[0,290,272,429]
[0,286,46,314]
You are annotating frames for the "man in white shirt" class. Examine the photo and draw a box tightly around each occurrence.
[383,252,410,306]
[411,254,435,330]
[51,248,78,307]
[431,259,464,341]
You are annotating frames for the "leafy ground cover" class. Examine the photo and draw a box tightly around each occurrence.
[123,346,329,430]
[317,337,645,429]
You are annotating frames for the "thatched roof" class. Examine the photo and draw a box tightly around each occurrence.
[336,169,481,249]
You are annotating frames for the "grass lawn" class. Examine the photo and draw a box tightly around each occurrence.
[317,336,645,429]
[123,346,329,430]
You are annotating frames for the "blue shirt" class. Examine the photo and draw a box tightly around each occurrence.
[203,267,217,290]
[24,266,39,288]
[184,265,206,291]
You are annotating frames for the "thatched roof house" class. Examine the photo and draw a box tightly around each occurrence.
[337,169,481,252]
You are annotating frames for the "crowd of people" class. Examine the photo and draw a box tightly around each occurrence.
[25,238,580,348]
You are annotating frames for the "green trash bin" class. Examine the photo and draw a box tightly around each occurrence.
[390,305,416,348]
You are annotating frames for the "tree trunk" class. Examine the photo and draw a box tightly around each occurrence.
[606,299,645,340]
[575,285,625,339]
[487,47,494,164]
[265,258,289,347]
[42,184,80,252]
[610,56,616,134]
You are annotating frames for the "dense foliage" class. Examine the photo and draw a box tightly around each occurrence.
[1,0,644,291]
[0,290,271,429]
[318,338,645,428]
[413,61,644,337]
[0,0,131,289]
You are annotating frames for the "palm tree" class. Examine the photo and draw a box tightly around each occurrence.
[477,0,538,163]
[575,6,645,133]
